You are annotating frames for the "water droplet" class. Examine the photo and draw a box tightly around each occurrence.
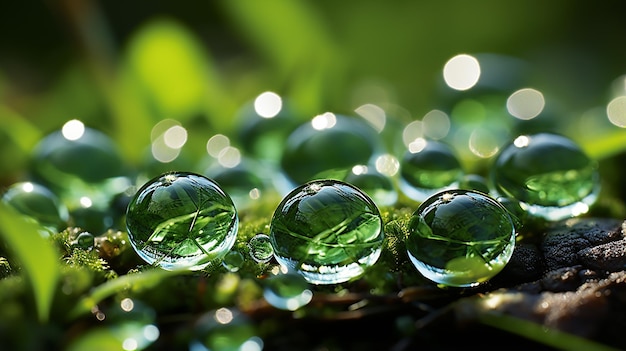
[280,114,384,187]
[222,250,245,272]
[399,139,463,202]
[69,298,159,351]
[458,174,490,194]
[1,181,69,232]
[496,196,526,229]
[491,133,600,221]
[190,307,263,351]
[248,234,274,263]
[73,232,95,250]
[30,125,130,209]
[344,165,398,207]
[204,158,275,210]
[236,94,299,162]
[263,273,313,310]
[125,171,238,271]
[406,189,516,287]
[269,179,384,285]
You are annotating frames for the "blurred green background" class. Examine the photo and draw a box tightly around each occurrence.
[2,0,626,188]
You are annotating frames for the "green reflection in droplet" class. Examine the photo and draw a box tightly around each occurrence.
[190,308,262,351]
[269,179,384,285]
[125,171,238,271]
[491,133,600,220]
[280,114,384,187]
[263,273,312,311]
[1,181,69,232]
[248,234,274,263]
[406,189,516,287]
[399,139,463,202]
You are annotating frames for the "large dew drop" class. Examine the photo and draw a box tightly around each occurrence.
[406,189,516,287]
[126,171,238,271]
[491,133,600,221]
[269,179,385,285]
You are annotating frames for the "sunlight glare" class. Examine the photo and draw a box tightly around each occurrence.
[607,96,626,127]
[507,88,545,120]
[62,119,85,141]
[443,54,481,91]
[254,91,282,118]
[355,103,386,133]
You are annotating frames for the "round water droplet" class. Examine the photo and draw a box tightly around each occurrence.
[222,250,245,272]
[1,181,69,232]
[73,232,95,250]
[406,189,516,287]
[103,298,159,351]
[30,126,130,209]
[344,166,398,207]
[190,307,262,351]
[204,158,275,210]
[458,174,490,194]
[248,234,274,263]
[236,96,300,162]
[399,139,463,202]
[280,113,384,187]
[125,171,238,271]
[491,133,600,221]
[263,273,313,311]
[269,179,384,285]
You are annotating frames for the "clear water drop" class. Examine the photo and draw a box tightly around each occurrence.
[344,165,398,207]
[236,95,299,163]
[30,125,131,209]
[263,273,313,311]
[1,181,69,232]
[406,189,516,287]
[73,232,95,250]
[190,308,262,351]
[125,171,238,271]
[399,139,463,202]
[280,114,384,187]
[203,158,275,211]
[458,174,490,194]
[269,179,384,285]
[222,250,245,272]
[491,133,600,221]
[248,234,274,263]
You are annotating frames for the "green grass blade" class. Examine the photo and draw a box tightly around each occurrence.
[479,312,620,351]
[69,268,186,319]
[0,203,60,323]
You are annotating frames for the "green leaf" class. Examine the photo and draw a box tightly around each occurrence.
[69,268,186,319]
[220,0,346,115]
[124,17,236,130]
[0,203,60,323]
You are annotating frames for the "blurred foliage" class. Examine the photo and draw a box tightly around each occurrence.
[1,1,626,187]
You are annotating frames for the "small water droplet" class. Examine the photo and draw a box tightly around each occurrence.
[399,139,463,202]
[190,308,262,351]
[1,181,69,232]
[344,165,398,207]
[263,273,313,311]
[73,232,95,250]
[458,174,490,194]
[222,251,245,272]
[248,234,274,263]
